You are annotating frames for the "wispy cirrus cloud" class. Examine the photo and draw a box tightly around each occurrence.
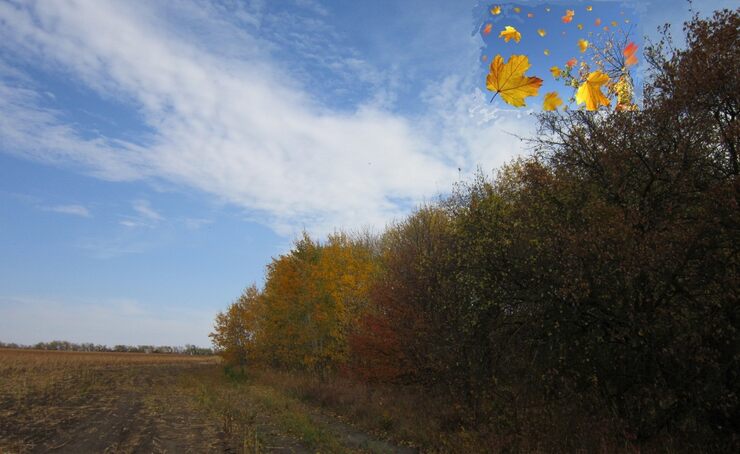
[45,204,91,217]
[0,0,532,237]
[119,199,164,228]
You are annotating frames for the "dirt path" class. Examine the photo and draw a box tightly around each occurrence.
[303,408,417,453]
[1,359,415,453]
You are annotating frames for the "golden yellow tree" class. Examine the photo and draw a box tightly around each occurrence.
[209,284,261,368]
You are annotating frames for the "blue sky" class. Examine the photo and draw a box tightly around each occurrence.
[0,0,733,347]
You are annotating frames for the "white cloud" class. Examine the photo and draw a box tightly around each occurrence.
[118,199,164,228]
[0,0,530,237]
[45,204,91,217]
[0,295,214,346]
[132,199,163,222]
[184,218,213,230]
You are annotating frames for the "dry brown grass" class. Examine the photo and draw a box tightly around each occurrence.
[249,368,474,452]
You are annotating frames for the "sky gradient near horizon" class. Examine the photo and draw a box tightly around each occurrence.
[0,0,733,347]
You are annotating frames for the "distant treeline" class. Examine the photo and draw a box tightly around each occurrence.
[0,340,213,356]
[211,11,738,452]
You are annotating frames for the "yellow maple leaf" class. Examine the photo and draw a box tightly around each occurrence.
[486,54,543,107]
[543,92,563,111]
[576,71,611,110]
[537,28,546,37]
[491,5,501,15]
[578,39,589,53]
[550,66,562,78]
[499,26,521,43]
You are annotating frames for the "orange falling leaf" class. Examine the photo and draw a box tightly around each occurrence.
[550,66,562,78]
[491,5,501,15]
[624,42,638,66]
[543,92,564,111]
[537,29,546,37]
[562,9,575,23]
[527,12,534,18]
[595,18,602,26]
[576,70,611,110]
[483,23,493,36]
[486,54,543,107]
[482,55,488,61]
[578,39,589,53]
[603,26,610,31]
[566,58,577,68]
[499,25,521,43]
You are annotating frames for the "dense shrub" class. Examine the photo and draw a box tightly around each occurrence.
[212,10,739,451]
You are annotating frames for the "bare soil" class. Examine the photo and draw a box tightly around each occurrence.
[0,350,414,453]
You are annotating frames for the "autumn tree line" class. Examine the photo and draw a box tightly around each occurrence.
[211,11,738,451]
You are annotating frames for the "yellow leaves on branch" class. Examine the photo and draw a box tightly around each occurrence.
[486,54,543,107]
[576,71,611,110]
[615,74,637,111]
[543,92,563,111]
[499,26,521,43]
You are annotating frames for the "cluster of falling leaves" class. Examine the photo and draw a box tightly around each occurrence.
[483,4,639,111]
